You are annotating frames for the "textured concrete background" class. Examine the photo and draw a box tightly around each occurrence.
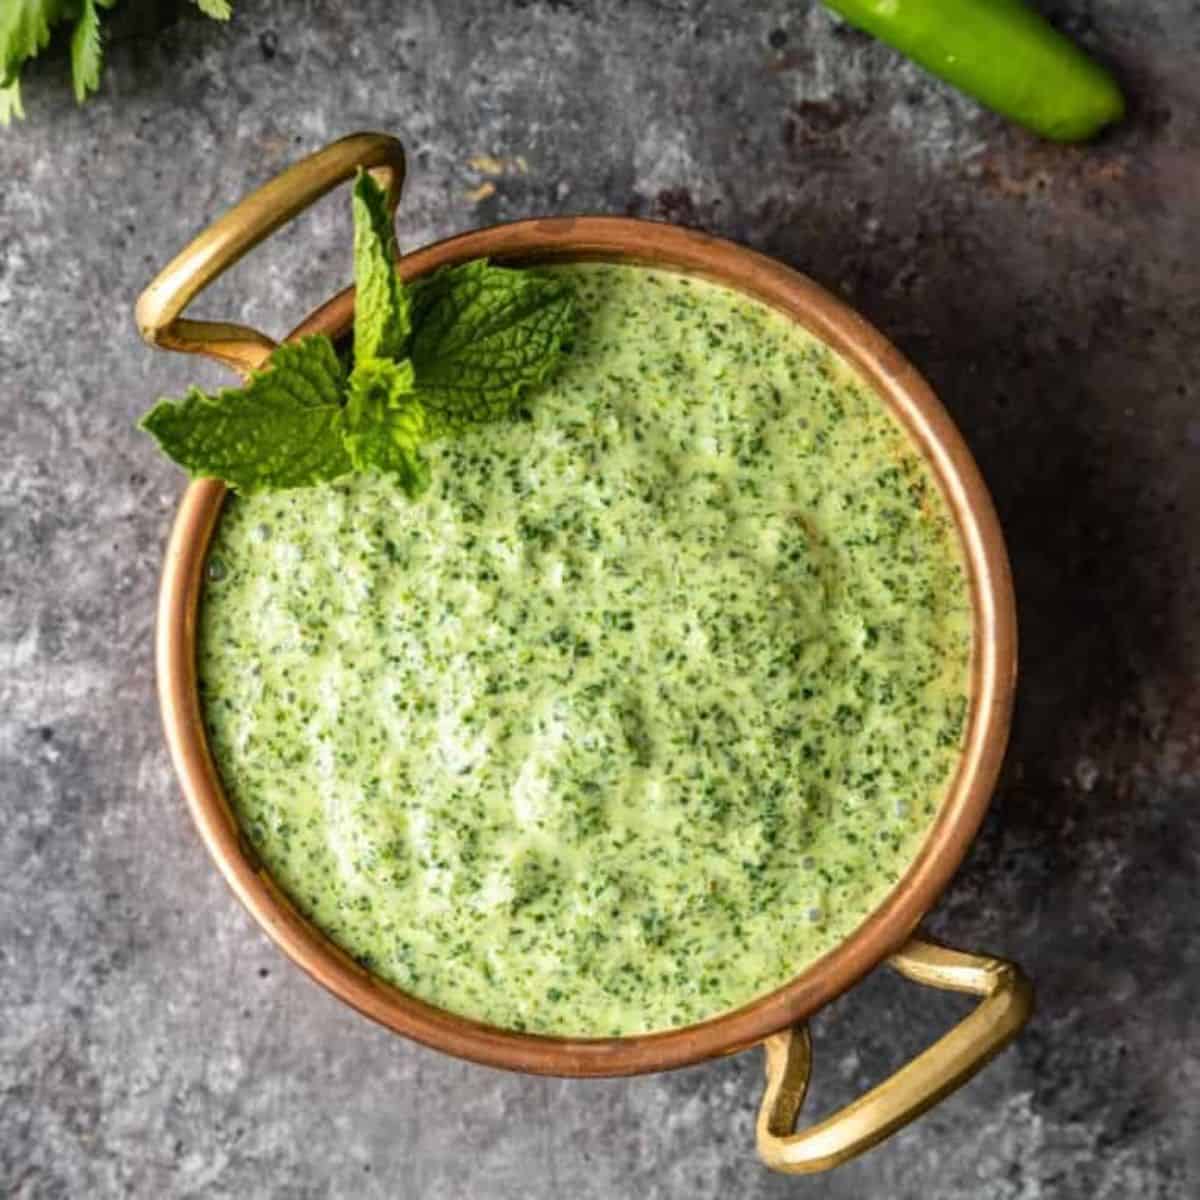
[2,1,1198,1196]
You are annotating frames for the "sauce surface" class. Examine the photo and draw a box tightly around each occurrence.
[199,264,971,1036]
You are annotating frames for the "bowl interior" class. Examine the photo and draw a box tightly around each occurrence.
[158,216,1016,1077]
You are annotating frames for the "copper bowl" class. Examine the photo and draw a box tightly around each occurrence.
[137,133,1031,1174]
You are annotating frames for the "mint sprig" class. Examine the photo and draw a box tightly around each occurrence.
[138,170,576,498]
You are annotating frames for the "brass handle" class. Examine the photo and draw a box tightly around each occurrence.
[756,936,1033,1174]
[134,131,406,374]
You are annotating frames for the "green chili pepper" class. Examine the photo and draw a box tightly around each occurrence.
[823,0,1125,141]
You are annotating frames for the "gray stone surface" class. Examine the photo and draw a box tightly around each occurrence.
[2,1,1198,1195]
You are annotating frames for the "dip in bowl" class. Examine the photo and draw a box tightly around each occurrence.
[140,133,1028,1174]
[199,262,971,1038]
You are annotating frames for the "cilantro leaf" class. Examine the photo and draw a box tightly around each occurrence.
[1,1,72,89]
[0,80,23,125]
[407,260,575,434]
[138,335,353,493]
[2,0,223,124]
[70,0,103,103]
[343,358,430,498]
[352,170,409,366]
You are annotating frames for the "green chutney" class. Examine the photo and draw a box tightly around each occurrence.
[198,264,972,1036]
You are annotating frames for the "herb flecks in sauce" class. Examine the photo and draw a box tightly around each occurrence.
[199,265,972,1036]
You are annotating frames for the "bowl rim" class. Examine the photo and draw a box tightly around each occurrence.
[156,215,1017,1077]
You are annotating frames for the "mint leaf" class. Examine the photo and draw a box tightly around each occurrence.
[139,335,353,493]
[407,261,575,433]
[343,358,430,497]
[70,0,103,103]
[352,170,409,366]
